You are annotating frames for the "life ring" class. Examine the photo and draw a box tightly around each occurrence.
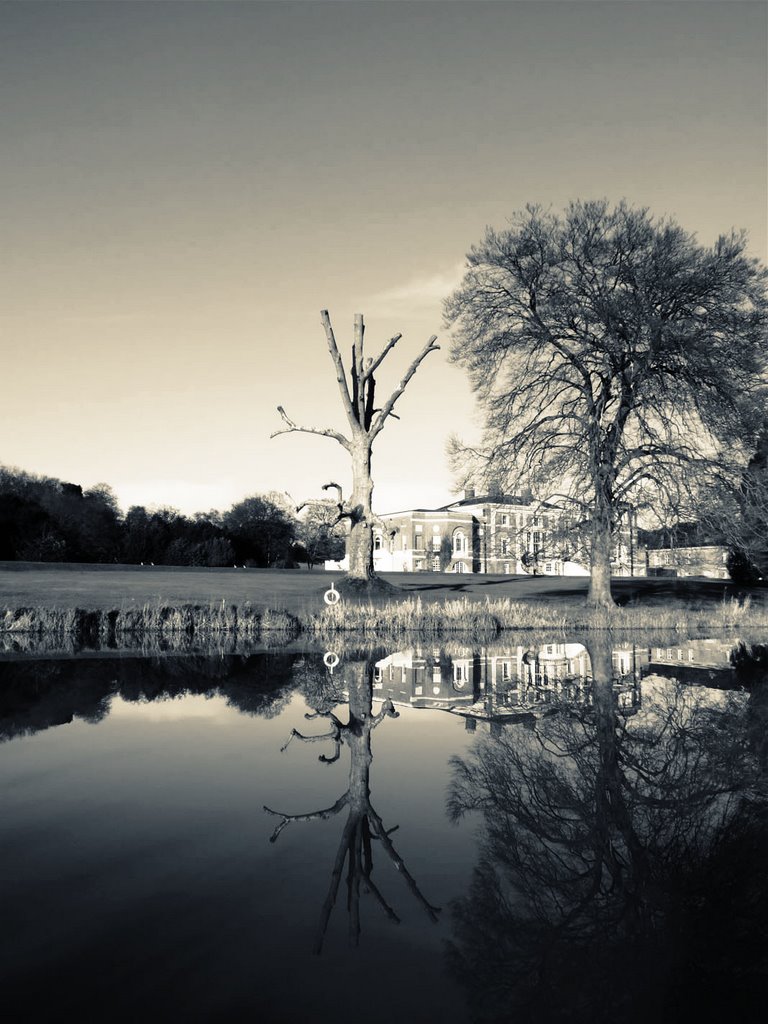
[323,651,340,672]
[324,583,341,606]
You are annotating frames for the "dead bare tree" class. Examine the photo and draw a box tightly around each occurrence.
[264,659,440,952]
[272,311,438,588]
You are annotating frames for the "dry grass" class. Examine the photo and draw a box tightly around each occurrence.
[2,593,767,648]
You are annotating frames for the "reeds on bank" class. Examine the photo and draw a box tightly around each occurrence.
[2,593,768,648]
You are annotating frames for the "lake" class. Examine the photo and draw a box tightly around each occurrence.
[1,635,767,1023]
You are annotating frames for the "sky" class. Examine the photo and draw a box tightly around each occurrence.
[2,0,766,516]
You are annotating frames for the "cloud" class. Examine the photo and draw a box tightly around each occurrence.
[364,263,465,318]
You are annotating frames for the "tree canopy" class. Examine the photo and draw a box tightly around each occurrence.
[446,200,768,605]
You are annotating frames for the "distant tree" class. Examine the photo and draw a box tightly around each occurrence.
[223,494,296,566]
[446,200,768,607]
[272,311,438,589]
[0,492,53,560]
[294,499,347,569]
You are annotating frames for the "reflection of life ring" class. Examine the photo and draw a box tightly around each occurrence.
[324,583,341,606]
[323,651,340,673]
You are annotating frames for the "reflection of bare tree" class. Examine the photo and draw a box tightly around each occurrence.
[265,659,440,952]
[447,632,767,1023]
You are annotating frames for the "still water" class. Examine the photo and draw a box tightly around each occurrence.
[1,637,767,1023]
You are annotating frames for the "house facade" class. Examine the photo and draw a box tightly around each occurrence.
[325,489,639,576]
[645,544,729,579]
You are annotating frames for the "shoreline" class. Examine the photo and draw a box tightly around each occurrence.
[3,594,768,650]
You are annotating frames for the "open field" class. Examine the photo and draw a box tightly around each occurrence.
[1,561,764,615]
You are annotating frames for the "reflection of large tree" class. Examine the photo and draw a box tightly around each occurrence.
[447,633,767,1023]
[265,659,440,952]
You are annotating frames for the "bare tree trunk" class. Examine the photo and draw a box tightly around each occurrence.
[587,503,615,608]
[346,439,375,582]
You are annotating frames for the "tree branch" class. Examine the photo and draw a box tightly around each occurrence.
[370,335,440,439]
[320,309,357,428]
[363,333,403,380]
[263,792,350,843]
[271,406,351,450]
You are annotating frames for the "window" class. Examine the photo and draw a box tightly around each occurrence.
[503,562,510,573]
[501,660,511,681]
[500,538,509,555]
[432,555,440,571]
[374,534,382,551]
[499,514,509,526]
[433,667,442,683]
[454,561,465,573]
[454,530,466,553]
[432,536,441,550]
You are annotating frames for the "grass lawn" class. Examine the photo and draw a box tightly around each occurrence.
[0,561,761,616]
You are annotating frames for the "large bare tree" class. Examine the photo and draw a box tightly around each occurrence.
[273,311,438,588]
[445,200,768,607]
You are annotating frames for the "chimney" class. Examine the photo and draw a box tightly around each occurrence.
[464,486,475,500]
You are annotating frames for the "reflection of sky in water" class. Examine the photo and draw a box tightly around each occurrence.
[0,661,476,1022]
[1,640,766,1022]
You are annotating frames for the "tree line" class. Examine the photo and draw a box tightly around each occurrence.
[0,466,345,568]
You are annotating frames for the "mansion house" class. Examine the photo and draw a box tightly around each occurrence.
[326,489,628,576]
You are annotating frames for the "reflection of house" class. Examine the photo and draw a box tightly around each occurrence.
[373,643,645,722]
[372,648,476,709]
[327,488,640,576]
[646,638,737,687]
[646,545,729,579]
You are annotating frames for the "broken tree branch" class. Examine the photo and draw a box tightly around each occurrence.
[271,406,351,450]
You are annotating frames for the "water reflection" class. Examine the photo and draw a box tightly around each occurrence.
[1,636,767,1022]
[371,641,645,724]
[264,657,441,953]
[446,633,768,1023]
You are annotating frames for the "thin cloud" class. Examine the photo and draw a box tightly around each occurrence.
[364,263,466,318]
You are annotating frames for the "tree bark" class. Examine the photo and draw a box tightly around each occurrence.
[587,503,614,608]
[346,438,375,582]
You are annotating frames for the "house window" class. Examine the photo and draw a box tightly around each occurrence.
[454,530,466,553]
[500,538,509,555]
[432,555,440,571]
[454,663,468,684]
[454,561,465,573]
[374,534,382,551]
[432,536,441,550]
[503,562,510,574]
[499,514,509,526]
[501,660,511,681]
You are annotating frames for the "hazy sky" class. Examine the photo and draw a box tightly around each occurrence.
[2,0,766,515]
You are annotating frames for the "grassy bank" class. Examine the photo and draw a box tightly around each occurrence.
[3,593,768,649]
